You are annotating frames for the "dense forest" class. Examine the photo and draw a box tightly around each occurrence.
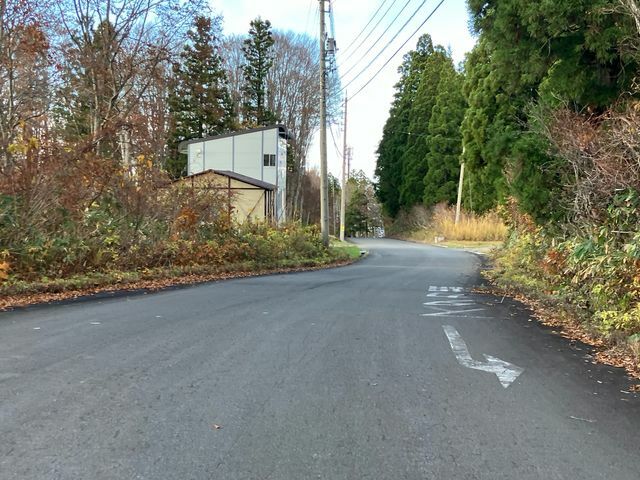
[377,1,640,337]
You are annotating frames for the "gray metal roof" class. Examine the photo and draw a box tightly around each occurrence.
[177,125,290,153]
[180,169,276,191]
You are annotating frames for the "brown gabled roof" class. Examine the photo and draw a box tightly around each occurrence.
[177,125,290,153]
[178,169,275,191]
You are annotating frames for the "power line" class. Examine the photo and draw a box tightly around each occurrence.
[341,0,429,89]
[329,123,343,159]
[340,0,399,66]
[304,0,315,33]
[340,0,390,57]
[340,0,413,79]
[345,0,446,99]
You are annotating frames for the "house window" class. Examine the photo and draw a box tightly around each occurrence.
[263,154,276,167]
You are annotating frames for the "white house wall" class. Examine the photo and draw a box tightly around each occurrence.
[262,129,278,185]
[233,131,262,181]
[204,136,232,171]
[188,142,204,174]
[185,127,287,223]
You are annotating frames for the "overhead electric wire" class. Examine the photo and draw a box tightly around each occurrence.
[340,0,429,88]
[304,0,314,34]
[339,0,399,66]
[340,0,390,57]
[347,0,446,101]
[329,123,343,159]
[340,0,413,79]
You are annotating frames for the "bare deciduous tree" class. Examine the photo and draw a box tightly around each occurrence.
[266,31,321,219]
[53,0,206,171]
[0,0,50,170]
[535,101,640,227]
[221,34,246,126]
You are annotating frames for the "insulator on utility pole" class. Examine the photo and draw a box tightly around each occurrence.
[319,0,329,246]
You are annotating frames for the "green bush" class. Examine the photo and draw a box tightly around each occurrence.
[493,190,640,337]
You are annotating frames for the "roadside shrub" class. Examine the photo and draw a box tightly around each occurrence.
[493,190,640,338]
[0,138,330,284]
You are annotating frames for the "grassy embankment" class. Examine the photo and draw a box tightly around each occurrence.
[0,224,361,310]
[485,219,640,377]
[1,159,364,309]
[330,238,363,260]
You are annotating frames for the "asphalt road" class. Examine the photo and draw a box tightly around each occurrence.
[1,238,639,479]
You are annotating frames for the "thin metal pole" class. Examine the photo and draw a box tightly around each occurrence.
[319,0,329,246]
[339,95,348,241]
[455,147,466,225]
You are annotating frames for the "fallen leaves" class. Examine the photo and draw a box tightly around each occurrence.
[0,261,9,282]
[0,259,356,311]
[478,284,640,381]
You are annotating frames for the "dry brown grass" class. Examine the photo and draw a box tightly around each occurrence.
[387,204,508,244]
[431,205,507,241]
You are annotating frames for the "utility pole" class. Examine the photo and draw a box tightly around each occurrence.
[318,0,329,246]
[455,147,465,225]
[339,95,348,241]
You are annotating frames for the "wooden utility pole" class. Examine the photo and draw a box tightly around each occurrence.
[455,147,465,225]
[319,0,329,246]
[339,95,348,241]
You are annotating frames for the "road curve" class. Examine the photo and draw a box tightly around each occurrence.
[1,238,639,479]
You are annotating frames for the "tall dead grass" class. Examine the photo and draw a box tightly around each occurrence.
[431,204,507,241]
[387,204,507,242]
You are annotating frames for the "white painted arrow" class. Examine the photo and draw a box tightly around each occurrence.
[426,293,463,298]
[421,308,487,317]
[423,300,475,307]
[442,325,524,388]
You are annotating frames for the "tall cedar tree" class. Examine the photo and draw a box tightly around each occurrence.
[168,16,234,178]
[423,64,466,206]
[462,0,637,221]
[375,35,435,216]
[398,37,450,209]
[242,18,277,126]
[459,40,512,214]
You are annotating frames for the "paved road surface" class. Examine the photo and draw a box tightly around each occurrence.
[1,238,639,479]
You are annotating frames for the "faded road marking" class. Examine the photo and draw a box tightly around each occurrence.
[442,325,524,388]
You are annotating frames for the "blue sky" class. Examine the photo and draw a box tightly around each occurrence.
[214,0,476,178]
